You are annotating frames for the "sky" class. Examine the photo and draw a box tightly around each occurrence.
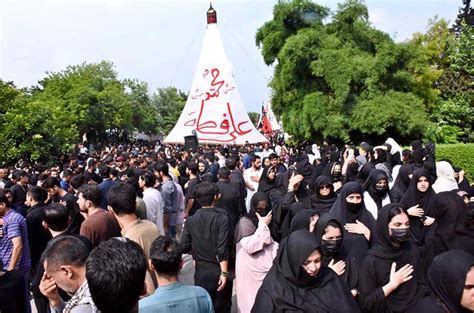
[0,0,461,113]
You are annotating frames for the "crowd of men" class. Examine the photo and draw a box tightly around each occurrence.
[0,138,473,313]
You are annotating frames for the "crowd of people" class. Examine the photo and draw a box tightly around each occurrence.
[0,138,473,313]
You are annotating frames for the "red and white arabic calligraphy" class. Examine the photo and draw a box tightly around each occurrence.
[184,68,251,143]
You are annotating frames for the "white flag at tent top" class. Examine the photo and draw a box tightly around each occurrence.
[163,4,268,145]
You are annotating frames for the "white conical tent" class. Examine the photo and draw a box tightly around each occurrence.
[164,7,268,145]
[267,102,282,131]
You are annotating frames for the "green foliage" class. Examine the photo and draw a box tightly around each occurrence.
[0,85,77,163]
[409,15,473,143]
[248,112,260,125]
[151,87,187,135]
[436,143,474,181]
[124,79,159,134]
[350,91,428,137]
[257,0,432,143]
[34,61,133,142]
[0,61,188,164]
[256,0,330,65]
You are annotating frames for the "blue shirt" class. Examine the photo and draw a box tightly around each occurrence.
[159,180,178,227]
[139,282,214,313]
[0,209,31,273]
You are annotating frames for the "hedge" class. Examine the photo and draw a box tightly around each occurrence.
[436,143,474,182]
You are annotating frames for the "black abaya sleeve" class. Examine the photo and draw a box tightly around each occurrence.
[251,289,275,313]
[409,295,446,313]
[358,255,390,313]
[281,191,297,214]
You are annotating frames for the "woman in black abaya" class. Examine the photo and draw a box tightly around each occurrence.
[272,170,311,241]
[359,204,427,313]
[310,176,337,216]
[363,169,392,220]
[257,166,277,195]
[314,214,360,296]
[391,164,415,203]
[251,230,360,313]
[422,191,474,275]
[413,250,474,313]
[329,182,375,263]
[400,168,436,247]
[356,163,376,186]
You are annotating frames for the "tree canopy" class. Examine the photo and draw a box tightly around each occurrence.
[0,62,186,164]
[257,0,473,144]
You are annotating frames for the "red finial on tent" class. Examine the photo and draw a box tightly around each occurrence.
[207,3,217,24]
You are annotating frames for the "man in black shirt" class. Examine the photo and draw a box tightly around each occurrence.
[42,177,84,234]
[226,156,246,216]
[25,186,52,272]
[181,182,231,313]
[83,159,102,185]
[216,167,240,236]
[116,156,135,182]
[184,162,201,218]
[10,169,29,217]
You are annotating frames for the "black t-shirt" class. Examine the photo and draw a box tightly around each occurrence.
[26,204,52,269]
[60,192,84,234]
[0,270,27,313]
[117,167,135,180]
[185,177,201,216]
[83,170,103,184]
[181,207,229,265]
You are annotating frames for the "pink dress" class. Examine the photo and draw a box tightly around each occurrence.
[235,221,279,313]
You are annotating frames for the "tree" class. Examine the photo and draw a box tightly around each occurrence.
[257,0,429,143]
[248,111,260,126]
[34,61,133,143]
[151,87,187,135]
[409,11,473,143]
[0,81,77,164]
[124,79,159,134]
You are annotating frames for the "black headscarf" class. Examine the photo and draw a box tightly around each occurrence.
[423,143,437,180]
[391,163,415,203]
[422,191,474,270]
[329,182,375,225]
[400,168,436,246]
[410,140,425,166]
[289,209,318,234]
[314,214,359,290]
[372,148,388,165]
[367,204,412,262]
[312,155,328,179]
[234,192,270,244]
[310,176,337,215]
[410,140,423,151]
[322,161,341,183]
[315,214,345,262]
[329,150,340,163]
[427,250,474,313]
[360,204,426,312]
[281,202,309,239]
[363,169,392,210]
[356,162,376,185]
[296,153,314,187]
[252,230,360,313]
[329,182,375,262]
[400,168,435,215]
[258,166,277,194]
[277,230,321,288]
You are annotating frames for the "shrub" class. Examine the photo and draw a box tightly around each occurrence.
[436,143,474,182]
